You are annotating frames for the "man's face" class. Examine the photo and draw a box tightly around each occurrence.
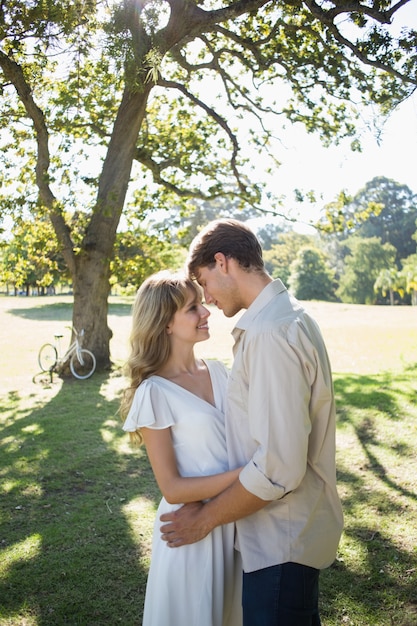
[196,263,243,318]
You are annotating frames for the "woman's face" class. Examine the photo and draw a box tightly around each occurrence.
[166,290,211,345]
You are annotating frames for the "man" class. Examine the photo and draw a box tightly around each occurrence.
[160,219,343,625]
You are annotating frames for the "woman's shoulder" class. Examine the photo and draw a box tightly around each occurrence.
[122,377,176,432]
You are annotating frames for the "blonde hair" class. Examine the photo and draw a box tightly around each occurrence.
[120,271,201,444]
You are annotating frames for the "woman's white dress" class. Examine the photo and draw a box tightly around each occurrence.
[123,359,242,626]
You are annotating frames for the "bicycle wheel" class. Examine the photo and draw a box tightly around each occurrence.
[70,349,96,379]
[38,343,58,372]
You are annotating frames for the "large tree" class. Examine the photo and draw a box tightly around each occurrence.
[288,246,336,301]
[0,0,416,370]
[337,236,397,304]
[263,231,314,285]
[353,177,417,264]
[0,217,65,295]
[401,253,417,305]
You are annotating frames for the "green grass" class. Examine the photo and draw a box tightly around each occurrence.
[0,373,156,625]
[322,368,417,625]
[1,295,417,625]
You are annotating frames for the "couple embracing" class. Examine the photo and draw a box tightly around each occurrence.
[121,219,343,626]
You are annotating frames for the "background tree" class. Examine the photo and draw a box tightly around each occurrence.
[317,177,417,261]
[374,267,402,305]
[0,218,66,295]
[288,246,336,301]
[256,222,289,251]
[1,0,416,370]
[349,178,417,264]
[150,197,259,248]
[317,189,384,236]
[263,231,314,286]
[400,254,417,306]
[110,225,184,293]
[317,233,347,292]
[337,236,397,304]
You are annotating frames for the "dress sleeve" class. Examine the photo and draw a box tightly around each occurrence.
[122,379,176,432]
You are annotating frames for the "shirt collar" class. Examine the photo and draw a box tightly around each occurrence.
[232,278,287,337]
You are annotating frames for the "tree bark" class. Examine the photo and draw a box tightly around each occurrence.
[72,250,113,371]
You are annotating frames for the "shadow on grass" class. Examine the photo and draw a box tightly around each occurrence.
[2,367,417,625]
[335,367,417,502]
[0,374,159,625]
[6,301,133,322]
[6,302,73,321]
[320,365,417,625]
[321,532,417,625]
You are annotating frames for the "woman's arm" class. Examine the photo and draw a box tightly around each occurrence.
[141,426,241,505]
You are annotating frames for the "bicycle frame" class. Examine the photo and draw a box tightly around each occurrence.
[58,333,83,366]
[37,327,96,380]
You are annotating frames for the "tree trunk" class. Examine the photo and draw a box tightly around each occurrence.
[67,86,152,370]
[2,45,154,373]
[72,251,113,370]
[389,288,394,306]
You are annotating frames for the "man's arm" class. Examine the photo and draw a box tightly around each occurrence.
[160,476,269,547]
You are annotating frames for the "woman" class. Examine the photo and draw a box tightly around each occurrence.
[121,271,242,626]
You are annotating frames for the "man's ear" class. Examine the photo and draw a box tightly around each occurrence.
[214,252,228,272]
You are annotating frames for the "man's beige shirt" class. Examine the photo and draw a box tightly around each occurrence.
[226,279,343,572]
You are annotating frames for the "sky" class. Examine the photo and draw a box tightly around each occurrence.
[256,93,417,231]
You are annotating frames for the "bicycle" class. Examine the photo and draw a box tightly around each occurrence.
[38,327,96,380]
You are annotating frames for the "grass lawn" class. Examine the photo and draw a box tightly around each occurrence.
[1,295,417,625]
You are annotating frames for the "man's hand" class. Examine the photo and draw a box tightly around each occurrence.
[159,480,267,547]
[160,501,212,547]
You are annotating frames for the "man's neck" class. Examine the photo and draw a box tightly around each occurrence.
[239,271,272,309]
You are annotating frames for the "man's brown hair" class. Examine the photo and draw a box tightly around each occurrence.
[187,218,264,279]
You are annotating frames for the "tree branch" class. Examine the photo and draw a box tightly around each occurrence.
[302,0,417,86]
[0,50,76,270]
[159,77,248,193]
